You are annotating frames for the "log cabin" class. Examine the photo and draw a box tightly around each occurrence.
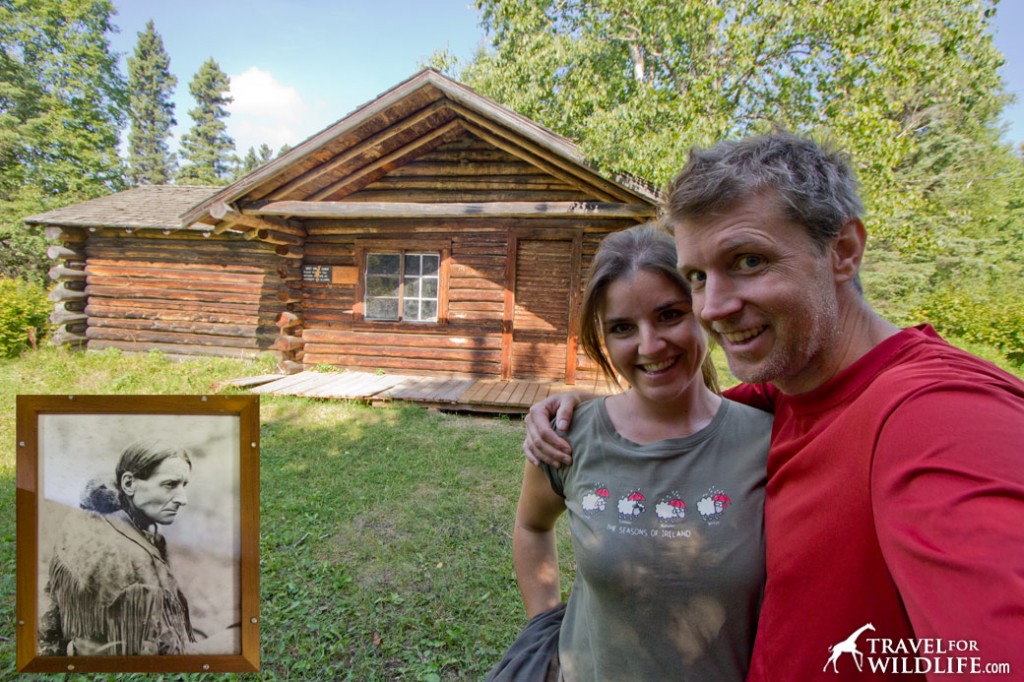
[24,70,660,385]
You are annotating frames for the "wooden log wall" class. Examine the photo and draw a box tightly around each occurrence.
[284,135,652,381]
[51,228,301,360]
[299,216,637,381]
[46,227,89,347]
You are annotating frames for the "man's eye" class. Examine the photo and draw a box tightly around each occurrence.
[737,255,765,270]
[685,270,706,285]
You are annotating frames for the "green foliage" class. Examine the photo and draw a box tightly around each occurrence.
[235,143,274,179]
[0,0,128,280]
[0,278,50,357]
[0,224,49,285]
[917,287,1024,367]
[451,0,1024,370]
[176,58,236,185]
[461,1,1009,230]
[127,20,177,185]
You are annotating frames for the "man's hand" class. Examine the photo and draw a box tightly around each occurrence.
[523,392,587,467]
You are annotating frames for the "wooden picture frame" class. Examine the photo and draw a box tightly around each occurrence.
[15,395,260,674]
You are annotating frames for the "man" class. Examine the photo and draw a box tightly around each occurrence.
[524,133,1024,680]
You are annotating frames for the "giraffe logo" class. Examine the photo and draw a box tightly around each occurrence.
[823,623,876,673]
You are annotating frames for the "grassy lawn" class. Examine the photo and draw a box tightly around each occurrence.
[0,347,575,681]
[2,339,1018,681]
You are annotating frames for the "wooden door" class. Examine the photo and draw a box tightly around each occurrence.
[508,237,576,381]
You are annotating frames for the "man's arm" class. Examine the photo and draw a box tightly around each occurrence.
[513,461,568,617]
[872,380,1024,673]
[523,392,590,467]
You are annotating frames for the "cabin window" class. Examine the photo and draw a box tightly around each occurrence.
[364,252,440,322]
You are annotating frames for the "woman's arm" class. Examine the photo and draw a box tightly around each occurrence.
[512,460,568,618]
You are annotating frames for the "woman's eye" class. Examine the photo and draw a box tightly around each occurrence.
[661,309,685,322]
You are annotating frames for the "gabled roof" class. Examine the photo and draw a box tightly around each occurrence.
[23,185,220,230]
[23,70,661,232]
[181,69,660,227]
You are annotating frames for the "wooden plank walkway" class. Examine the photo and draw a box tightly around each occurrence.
[239,370,611,414]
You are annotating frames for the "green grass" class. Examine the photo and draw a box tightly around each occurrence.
[3,337,1019,681]
[1,347,575,681]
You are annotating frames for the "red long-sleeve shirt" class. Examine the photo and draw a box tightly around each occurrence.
[728,325,1024,681]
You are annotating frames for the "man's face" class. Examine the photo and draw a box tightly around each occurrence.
[673,192,842,394]
[124,456,190,525]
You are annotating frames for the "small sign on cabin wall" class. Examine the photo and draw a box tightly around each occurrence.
[302,265,332,283]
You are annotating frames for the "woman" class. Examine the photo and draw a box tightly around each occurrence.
[491,225,772,680]
[39,441,196,656]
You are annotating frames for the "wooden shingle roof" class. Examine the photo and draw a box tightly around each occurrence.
[23,185,221,230]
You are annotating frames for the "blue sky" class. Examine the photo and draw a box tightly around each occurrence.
[106,1,1024,157]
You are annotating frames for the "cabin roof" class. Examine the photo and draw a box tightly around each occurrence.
[181,68,660,226]
[24,70,660,231]
[23,185,220,230]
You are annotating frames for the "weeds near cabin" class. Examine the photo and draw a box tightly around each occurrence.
[0,348,574,680]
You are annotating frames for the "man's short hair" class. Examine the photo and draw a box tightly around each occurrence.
[663,132,863,251]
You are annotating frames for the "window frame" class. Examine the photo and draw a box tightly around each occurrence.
[354,239,450,326]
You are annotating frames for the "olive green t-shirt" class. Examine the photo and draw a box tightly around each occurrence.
[543,397,772,681]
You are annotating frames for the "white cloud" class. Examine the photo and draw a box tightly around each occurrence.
[226,67,312,154]
[229,67,307,121]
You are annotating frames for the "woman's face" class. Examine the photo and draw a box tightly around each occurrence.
[601,268,708,404]
[122,456,190,525]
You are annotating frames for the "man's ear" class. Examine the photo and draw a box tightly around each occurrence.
[120,472,136,496]
[831,218,866,285]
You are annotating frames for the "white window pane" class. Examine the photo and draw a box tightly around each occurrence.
[421,300,438,320]
[422,278,438,298]
[421,255,439,276]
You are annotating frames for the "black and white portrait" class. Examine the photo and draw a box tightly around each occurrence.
[35,412,242,658]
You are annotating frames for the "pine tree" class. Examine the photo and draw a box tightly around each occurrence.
[127,20,177,185]
[176,58,235,185]
[237,143,274,177]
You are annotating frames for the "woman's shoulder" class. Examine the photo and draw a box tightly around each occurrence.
[720,396,774,430]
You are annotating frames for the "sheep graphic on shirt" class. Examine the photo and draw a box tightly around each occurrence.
[580,486,609,513]
[617,490,646,519]
[656,493,686,521]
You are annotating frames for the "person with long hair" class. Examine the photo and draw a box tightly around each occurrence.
[39,441,196,656]
[491,224,772,680]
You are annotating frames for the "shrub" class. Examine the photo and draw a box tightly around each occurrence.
[917,287,1024,367]
[0,278,51,357]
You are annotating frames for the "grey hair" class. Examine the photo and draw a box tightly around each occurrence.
[664,132,863,252]
[579,223,719,393]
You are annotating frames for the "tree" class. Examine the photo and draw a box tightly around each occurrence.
[127,20,176,185]
[236,143,274,178]
[460,0,1009,245]
[454,0,1023,366]
[0,0,127,282]
[176,58,235,185]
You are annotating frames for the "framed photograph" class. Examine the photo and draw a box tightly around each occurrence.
[15,395,260,674]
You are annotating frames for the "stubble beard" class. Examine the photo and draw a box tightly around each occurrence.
[719,289,842,391]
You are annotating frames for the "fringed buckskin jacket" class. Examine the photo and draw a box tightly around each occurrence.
[39,507,195,656]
